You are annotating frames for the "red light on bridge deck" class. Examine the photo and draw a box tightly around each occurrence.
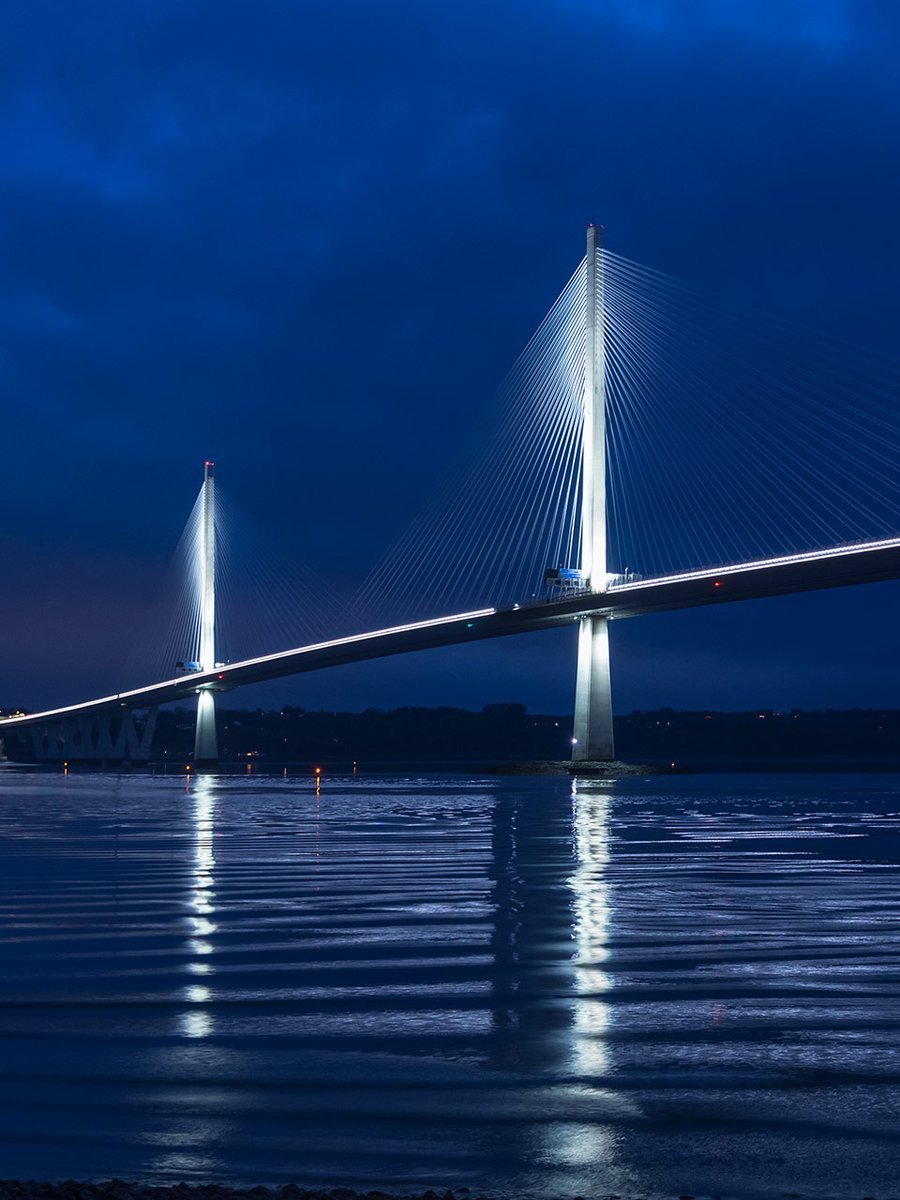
[714,580,722,588]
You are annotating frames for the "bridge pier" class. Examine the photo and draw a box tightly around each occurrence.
[573,615,614,760]
[195,691,218,764]
[193,460,219,765]
[573,222,615,762]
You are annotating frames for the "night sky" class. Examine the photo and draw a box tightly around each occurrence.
[4,0,900,716]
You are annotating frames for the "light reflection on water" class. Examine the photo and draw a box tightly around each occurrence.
[0,768,899,1199]
[181,776,217,1040]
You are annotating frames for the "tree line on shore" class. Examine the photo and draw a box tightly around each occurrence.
[140,703,900,764]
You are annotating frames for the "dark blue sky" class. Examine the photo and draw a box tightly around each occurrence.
[4,0,900,715]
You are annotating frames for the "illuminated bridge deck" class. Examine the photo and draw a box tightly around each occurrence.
[5,535,900,730]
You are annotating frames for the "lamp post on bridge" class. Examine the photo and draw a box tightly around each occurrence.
[194,459,219,765]
[572,223,615,761]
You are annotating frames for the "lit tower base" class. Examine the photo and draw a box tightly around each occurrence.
[194,460,219,765]
[573,224,615,762]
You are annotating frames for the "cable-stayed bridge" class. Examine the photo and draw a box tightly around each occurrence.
[5,226,900,764]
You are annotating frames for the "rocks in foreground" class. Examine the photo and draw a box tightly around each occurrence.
[0,1187,486,1200]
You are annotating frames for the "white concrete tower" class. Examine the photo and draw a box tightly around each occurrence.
[194,459,219,764]
[572,225,615,761]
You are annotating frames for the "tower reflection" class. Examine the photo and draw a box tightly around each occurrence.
[489,781,612,1067]
[146,773,228,1180]
[570,782,612,1075]
[181,773,217,1039]
[488,778,639,1192]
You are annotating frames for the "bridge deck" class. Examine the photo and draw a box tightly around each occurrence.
[5,536,900,730]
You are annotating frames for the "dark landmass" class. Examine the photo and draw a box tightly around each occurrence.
[7,703,900,769]
[617,705,900,766]
[145,703,900,767]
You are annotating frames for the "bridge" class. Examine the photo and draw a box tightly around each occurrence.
[4,226,900,763]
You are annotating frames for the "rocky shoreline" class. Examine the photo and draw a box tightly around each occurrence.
[484,759,669,776]
[0,1188,732,1200]
[0,1188,463,1200]
[0,1189,495,1200]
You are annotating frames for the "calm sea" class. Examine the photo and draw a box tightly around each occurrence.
[0,766,898,1199]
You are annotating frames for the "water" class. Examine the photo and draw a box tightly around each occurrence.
[0,766,899,1199]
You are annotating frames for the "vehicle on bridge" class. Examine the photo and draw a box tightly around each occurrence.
[544,567,635,593]
[544,566,587,593]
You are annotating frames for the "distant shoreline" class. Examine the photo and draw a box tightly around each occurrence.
[6,753,900,775]
[6,703,900,772]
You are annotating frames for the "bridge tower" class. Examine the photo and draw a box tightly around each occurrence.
[194,460,219,764]
[572,224,615,761]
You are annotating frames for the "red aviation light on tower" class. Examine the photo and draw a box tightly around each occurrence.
[203,460,215,481]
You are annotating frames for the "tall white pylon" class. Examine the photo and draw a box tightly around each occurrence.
[573,224,615,761]
[194,459,219,764]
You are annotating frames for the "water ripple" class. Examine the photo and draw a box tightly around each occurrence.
[0,768,898,1199]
